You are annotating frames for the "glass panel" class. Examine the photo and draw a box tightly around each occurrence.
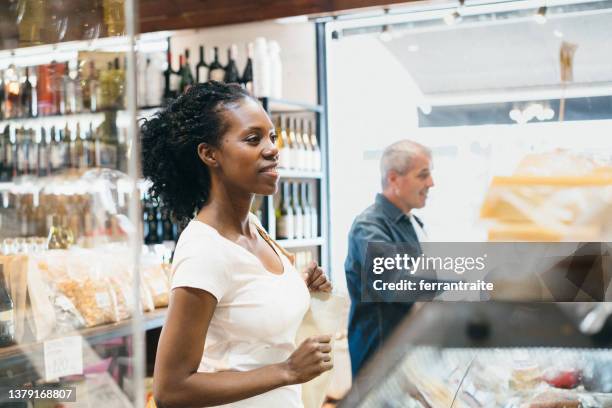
[0,1,152,406]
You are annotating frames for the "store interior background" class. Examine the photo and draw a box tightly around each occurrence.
[119,3,612,291]
[324,4,612,291]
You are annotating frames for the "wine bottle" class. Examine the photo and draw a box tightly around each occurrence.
[37,64,55,116]
[300,182,312,239]
[208,47,225,82]
[301,118,313,171]
[196,45,209,84]
[179,50,195,94]
[145,199,159,245]
[268,40,282,99]
[224,45,241,84]
[293,117,306,170]
[291,182,303,239]
[241,43,254,93]
[276,116,290,169]
[170,54,182,97]
[60,61,72,114]
[47,215,67,249]
[73,61,84,113]
[26,128,37,175]
[163,42,175,102]
[0,127,5,181]
[111,57,125,109]
[142,195,150,243]
[38,127,49,177]
[310,120,321,171]
[4,65,20,119]
[20,67,34,118]
[16,127,28,176]
[82,61,99,112]
[0,265,15,347]
[308,183,318,238]
[286,117,296,169]
[276,182,294,240]
[0,71,5,120]
[104,0,125,36]
[49,127,60,174]
[161,207,176,242]
[0,127,12,181]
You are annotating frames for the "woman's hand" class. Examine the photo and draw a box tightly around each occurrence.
[303,261,332,293]
[281,335,333,385]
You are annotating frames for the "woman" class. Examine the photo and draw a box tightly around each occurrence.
[142,81,333,408]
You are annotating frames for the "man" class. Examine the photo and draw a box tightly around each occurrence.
[344,140,434,377]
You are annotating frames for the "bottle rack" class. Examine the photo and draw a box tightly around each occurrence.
[259,97,328,272]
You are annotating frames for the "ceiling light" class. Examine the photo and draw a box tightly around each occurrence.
[534,6,547,24]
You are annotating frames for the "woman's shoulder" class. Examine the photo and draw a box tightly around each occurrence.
[173,220,226,258]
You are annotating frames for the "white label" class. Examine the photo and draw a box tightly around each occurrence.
[277,214,294,240]
[303,213,311,239]
[44,336,83,381]
[210,70,225,82]
[95,292,111,309]
[279,147,291,169]
[311,212,318,238]
[294,213,303,240]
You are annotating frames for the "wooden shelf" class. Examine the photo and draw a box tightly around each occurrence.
[0,308,167,370]
[276,237,324,248]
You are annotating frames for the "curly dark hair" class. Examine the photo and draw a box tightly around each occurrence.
[141,81,255,224]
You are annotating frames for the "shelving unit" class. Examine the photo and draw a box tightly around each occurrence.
[259,97,329,272]
[0,309,167,371]
[0,106,161,131]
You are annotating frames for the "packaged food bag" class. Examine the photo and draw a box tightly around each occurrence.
[296,292,349,408]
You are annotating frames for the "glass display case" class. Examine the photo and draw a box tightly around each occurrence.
[340,302,612,408]
[0,1,155,406]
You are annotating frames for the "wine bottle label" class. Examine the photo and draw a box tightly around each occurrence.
[197,68,209,84]
[210,70,225,82]
[277,215,294,239]
[311,213,318,238]
[294,214,303,240]
[303,213,311,238]
[279,147,291,168]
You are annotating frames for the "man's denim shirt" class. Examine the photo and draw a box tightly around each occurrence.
[344,193,422,377]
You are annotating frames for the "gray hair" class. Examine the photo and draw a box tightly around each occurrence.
[380,140,431,189]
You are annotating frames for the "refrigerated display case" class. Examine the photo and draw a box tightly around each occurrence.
[340,302,612,408]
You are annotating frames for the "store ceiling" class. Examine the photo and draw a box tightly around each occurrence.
[382,10,612,103]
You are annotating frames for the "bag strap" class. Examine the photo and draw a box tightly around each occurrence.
[253,224,296,266]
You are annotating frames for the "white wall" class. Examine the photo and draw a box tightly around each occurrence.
[326,34,420,293]
[169,21,317,104]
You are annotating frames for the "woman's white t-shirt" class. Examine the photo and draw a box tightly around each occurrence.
[170,213,310,408]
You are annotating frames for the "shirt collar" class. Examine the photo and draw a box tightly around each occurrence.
[375,193,407,223]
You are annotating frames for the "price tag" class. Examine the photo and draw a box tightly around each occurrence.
[43,336,83,381]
